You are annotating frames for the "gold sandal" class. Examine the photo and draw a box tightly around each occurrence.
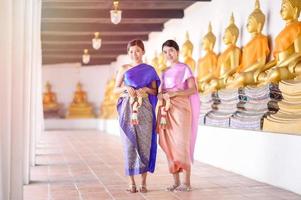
[174,184,192,192]
[166,184,179,192]
[126,184,137,193]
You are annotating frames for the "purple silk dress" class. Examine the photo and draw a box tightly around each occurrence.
[117,63,160,176]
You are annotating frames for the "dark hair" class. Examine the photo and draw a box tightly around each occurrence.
[162,40,179,51]
[127,39,145,52]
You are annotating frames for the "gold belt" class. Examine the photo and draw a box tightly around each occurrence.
[120,92,148,98]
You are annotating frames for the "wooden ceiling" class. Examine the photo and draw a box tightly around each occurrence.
[41,0,210,66]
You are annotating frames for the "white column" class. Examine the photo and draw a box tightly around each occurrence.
[0,1,13,199]
[0,0,42,198]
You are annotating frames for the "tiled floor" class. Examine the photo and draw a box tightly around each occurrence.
[24,130,301,200]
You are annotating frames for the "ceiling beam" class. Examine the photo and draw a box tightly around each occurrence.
[42,9,184,19]
[42,43,127,50]
[42,40,129,45]
[41,34,149,41]
[42,49,126,55]
[43,54,117,59]
[42,57,116,65]
[41,18,170,24]
[42,31,150,36]
[41,22,164,32]
[42,1,205,10]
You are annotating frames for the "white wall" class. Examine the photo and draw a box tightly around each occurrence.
[42,63,114,115]
[195,126,301,195]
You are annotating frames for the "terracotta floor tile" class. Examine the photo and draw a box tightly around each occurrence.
[23,130,301,200]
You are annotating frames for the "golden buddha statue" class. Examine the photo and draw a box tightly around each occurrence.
[157,52,167,75]
[257,0,301,84]
[43,82,59,111]
[182,31,196,73]
[204,13,241,93]
[99,77,118,119]
[66,82,95,118]
[226,0,270,88]
[151,51,159,73]
[197,22,218,92]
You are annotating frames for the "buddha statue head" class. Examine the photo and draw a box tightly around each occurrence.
[247,0,265,34]
[202,22,216,51]
[45,82,52,92]
[76,82,83,91]
[223,13,239,45]
[182,31,194,58]
[281,0,301,21]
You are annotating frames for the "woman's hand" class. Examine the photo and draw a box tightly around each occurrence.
[126,86,136,97]
[158,93,163,100]
[166,91,176,98]
[136,88,147,97]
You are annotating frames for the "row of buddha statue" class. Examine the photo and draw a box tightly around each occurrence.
[149,0,301,134]
[43,81,119,119]
[150,0,301,95]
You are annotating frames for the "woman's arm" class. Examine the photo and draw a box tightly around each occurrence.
[113,65,136,97]
[137,80,158,96]
[142,80,158,95]
[167,77,197,98]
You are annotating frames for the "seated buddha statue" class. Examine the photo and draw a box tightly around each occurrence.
[66,82,95,118]
[157,52,167,75]
[226,0,270,88]
[203,13,241,93]
[257,0,301,85]
[182,31,196,73]
[43,82,59,111]
[197,22,218,93]
[43,82,61,118]
[151,51,159,73]
[99,77,118,119]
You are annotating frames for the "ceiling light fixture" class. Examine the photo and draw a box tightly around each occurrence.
[82,49,90,64]
[110,0,122,25]
[92,32,102,50]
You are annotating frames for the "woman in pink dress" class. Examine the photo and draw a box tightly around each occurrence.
[157,40,200,192]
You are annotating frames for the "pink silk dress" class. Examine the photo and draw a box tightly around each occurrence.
[157,62,200,173]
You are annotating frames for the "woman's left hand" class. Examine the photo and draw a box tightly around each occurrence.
[166,91,176,98]
[136,88,147,97]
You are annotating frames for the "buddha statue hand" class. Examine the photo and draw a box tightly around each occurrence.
[253,68,263,83]
[288,54,301,75]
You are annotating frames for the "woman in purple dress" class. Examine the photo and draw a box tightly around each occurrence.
[114,39,160,193]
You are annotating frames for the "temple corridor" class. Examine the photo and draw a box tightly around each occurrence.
[23,131,301,200]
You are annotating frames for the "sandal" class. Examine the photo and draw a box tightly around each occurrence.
[174,184,192,192]
[139,185,148,193]
[126,184,138,193]
[165,184,179,192]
